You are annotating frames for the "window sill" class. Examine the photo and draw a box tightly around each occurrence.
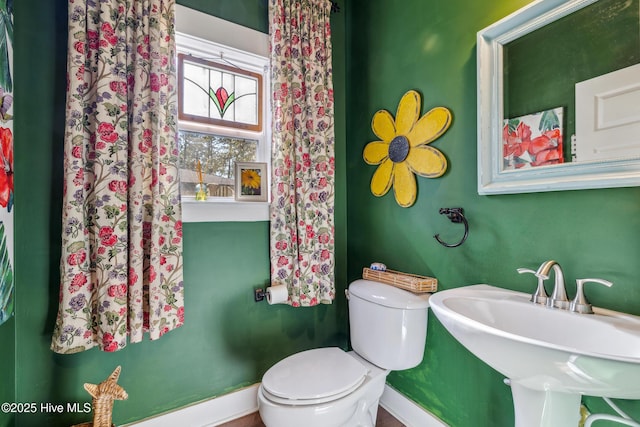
[181,197,270,222]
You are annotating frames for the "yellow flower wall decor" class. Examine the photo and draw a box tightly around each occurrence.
[363,90,452,207]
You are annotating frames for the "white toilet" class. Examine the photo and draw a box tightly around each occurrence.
[257,279,431,427]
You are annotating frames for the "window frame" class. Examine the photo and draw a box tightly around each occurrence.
[175,6,271,223]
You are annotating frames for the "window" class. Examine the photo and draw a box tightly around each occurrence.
[178,129,258,198]
[175,6,270,222]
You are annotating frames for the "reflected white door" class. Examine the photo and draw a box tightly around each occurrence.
[575,63,640,162]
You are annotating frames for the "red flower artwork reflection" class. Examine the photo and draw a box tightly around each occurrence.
[502,108,564,170]
[0,127,13,211]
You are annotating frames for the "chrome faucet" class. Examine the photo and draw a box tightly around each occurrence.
[571,278,613,314]
[518,261,613,313]
[517,267,547,305]
[535,260,571,310]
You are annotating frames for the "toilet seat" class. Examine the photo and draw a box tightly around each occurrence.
[261,347,368,406]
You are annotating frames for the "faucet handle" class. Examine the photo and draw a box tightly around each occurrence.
[517,268,548,305]
[570,278,613,314]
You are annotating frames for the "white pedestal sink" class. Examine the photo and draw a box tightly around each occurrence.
[429,285,640,427]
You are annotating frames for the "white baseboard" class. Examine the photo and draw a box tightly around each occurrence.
[120,384,259,427]
[121,382,447,427]
[380,384,448,427]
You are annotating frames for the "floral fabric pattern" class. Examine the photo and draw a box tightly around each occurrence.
[51,0,184,353]
[269,0,335,306]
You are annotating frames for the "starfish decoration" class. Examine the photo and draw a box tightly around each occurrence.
[83,366,128,427]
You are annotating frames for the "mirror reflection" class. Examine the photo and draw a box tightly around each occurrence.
[502,0,640,172]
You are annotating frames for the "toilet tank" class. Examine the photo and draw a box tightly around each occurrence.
[348,279,430,370]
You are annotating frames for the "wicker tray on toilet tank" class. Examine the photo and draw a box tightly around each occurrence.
[362,268,437,293]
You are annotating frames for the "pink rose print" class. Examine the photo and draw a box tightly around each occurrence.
[108,180,127,196]
[67,249,86,266]
[129,268,138,285]
[110,80,127,97]
[69,273,87,293]
[87,30,99,50]
[97,122,118,143]
[107,284,127,298]
[99,226,118,247]
[102,333,118,352]
[277,256,289,267]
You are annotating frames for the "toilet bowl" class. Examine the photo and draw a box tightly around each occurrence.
[257,280,431,427]
[258,349,387,427]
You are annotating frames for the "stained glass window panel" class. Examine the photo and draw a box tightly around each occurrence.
[178,54,262,131]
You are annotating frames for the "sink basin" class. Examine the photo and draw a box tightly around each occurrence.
[429,284,640,427]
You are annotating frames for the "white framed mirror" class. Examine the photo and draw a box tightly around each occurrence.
[477,0,640,195]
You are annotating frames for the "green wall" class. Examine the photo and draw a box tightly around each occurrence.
[345,0,640,426]
[178,0,268,33]
[11,0,347,426]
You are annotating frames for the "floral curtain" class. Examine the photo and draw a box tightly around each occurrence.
[269,0,335,307]
[51,0,184,353]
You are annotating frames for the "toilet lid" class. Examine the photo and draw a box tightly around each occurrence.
[262,347,368,402]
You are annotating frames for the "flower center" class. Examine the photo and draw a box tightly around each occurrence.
[388,135,410,163]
